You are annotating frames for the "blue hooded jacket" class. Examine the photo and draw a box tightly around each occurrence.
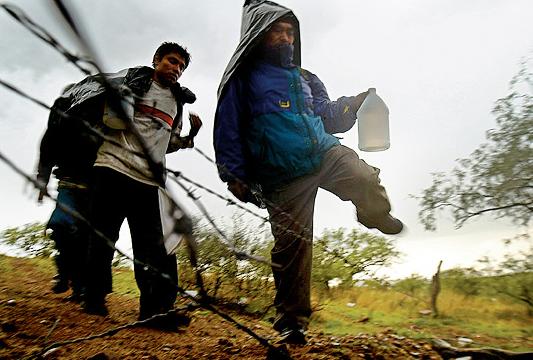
[214,0,360,190]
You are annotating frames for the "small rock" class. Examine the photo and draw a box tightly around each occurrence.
[418,309,432,316]
[390,334,405,340]
[6,299,16,306]
[331,342,341,346]
[184,290,198,298]
[237,297,248,305]
[42,347,60,358]
[357,316,370,323]
[346,302,356,307]
[457,337,473,346]
[161,347,171,352]
[432,338,452,348]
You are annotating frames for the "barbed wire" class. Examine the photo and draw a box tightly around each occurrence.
[0,2,293,357]
[185,150,373,270]
[0,76,274,268]
[0,2,394,358]
[1,3,96,75]
[3,0,336,268]
[0,7,371,273]
[34,304,199,359]
[0,145,290,359]
[168,172,277,267]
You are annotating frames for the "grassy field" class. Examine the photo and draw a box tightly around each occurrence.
[2,254,531,352]
[310,287,532,351]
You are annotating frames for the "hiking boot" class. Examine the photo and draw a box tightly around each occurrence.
[138,310,191,332]
[81,299,109,316]
[358,214,404,235]
[277,326,307,345]
[51,279,69,294]
[65,291,84,303]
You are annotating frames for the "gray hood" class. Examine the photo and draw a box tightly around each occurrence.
[216,0,301,99]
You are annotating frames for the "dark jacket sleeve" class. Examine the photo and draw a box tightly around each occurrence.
[36,97,69,185]
[36,127,57,186]
[213,76,249,184]
[305,70,359,134]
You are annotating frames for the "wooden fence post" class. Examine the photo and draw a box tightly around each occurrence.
[430,260,443,318]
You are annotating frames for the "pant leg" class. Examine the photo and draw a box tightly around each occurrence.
[126,181,177,319]
[49,229,70,285]
[318,145,392,221]
[85,167,127,302]
[48,187,80,284]
[265,174,319,331]
[66,187,91,295]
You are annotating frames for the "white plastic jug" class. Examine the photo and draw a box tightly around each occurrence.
[357,88,390,152]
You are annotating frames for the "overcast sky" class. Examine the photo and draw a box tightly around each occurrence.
[0,0,531,278]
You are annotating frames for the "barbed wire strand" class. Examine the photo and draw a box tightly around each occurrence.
[1,3,95,75]
[168,173,277,267]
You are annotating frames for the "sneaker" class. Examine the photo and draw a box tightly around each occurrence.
[277,327,307,345]
[359,214,404,235]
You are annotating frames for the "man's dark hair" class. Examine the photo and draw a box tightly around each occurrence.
[152,42,191,69]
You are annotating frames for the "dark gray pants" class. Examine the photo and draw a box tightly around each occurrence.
[85,167,178,318]
[265,145,391,331]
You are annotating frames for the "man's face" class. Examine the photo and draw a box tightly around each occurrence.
[153,52,186,87]
[263,21,295,48]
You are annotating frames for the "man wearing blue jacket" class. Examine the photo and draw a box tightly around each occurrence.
[214,0,403,344]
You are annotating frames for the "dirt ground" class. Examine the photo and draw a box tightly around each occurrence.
[0,256,444,359]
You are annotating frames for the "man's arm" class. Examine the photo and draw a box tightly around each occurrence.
[304,70,367,134]
[167,113,202,153]
[214,77,253,202]
[36,123,58,203]
[214,77,249,184]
